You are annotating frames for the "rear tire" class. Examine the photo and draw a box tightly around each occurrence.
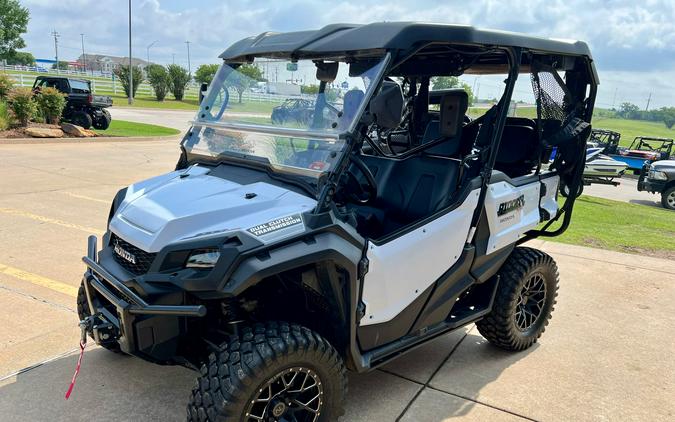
[92,110,111,130]
[76,282,123,353]
[662,186,675,210]
[70,111,93,129]
[187,321,347,422]
[476,247,559,351]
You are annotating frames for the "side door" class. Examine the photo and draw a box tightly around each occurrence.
[358,188,481,348]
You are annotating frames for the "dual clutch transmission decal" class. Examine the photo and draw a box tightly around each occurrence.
[247,214,304,242]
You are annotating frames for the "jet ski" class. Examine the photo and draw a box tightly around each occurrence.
[585,147,628,178]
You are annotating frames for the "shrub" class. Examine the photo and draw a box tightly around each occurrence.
[113,64,143,98]
[0,73,15,100]
[146,64,170,101]
[0,101,11,130]
[167,64,191,101]
[7,87,37,126]
[34,86,66,124]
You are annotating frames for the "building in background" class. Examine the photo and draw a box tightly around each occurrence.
[76,54,149,74]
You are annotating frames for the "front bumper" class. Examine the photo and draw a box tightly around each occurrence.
[81,235,206,357]
[637,177,666,193]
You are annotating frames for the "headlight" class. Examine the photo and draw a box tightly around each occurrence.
[649,170,668,181]
[185,249,220,268]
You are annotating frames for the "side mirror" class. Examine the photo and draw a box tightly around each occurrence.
[199,83,208,104]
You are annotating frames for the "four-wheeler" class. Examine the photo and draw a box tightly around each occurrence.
[32,76,112,129]
[610,136,673,173]
[638,159,675,210]
[589,128,621,154]
[76,22,597,421]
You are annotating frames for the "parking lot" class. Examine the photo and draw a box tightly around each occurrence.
[0,138,674,421]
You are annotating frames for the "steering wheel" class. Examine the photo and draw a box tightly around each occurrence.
[346,154,378,204]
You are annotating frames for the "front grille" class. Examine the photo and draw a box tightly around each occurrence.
[110,233,156,275]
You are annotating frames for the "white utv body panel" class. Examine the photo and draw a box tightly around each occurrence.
[109,165,317,252]
[484,173,559,254]
[361,189,480,326]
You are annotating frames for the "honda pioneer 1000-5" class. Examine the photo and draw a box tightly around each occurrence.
[76,22,597,421]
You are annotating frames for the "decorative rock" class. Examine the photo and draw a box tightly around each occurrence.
[25,127,64,138]
[61,122,94,137]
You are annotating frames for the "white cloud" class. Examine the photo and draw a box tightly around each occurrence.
[19,0,675,107]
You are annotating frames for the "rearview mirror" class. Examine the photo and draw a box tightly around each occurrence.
[316,62,338,83]
[199,83,208,104]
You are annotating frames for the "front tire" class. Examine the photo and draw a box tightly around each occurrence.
[476,247,559,351]
[661,186,675,210]
[187,322,347,422]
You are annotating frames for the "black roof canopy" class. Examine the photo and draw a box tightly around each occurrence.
[220,22,594,61]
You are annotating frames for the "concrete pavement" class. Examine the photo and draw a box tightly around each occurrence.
[1,139,674,421]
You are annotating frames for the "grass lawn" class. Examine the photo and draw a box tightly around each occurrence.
[549,195,675,259]
[94,120,180,137]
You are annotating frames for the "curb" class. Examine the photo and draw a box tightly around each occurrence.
[0,134,182,145]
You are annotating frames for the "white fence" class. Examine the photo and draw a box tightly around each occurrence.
[3,67,318,104]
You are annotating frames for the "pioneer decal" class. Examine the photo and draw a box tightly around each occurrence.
[247,214,304,237]
[497,195,525,217]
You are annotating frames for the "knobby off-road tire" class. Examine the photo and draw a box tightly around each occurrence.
[76,282,123,353]
[661,185,675,210]
[71,111,93,129]
[187,322,347,422]
[476,247,559,351]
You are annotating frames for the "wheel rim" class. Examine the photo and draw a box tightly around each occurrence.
[514,273,547,332]
[245,367,324,422]
[667,191,675,207]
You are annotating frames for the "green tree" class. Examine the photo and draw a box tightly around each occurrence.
[617,102,640,119]
[0,0,29,60]
[194,64,219,85]
[5,51,34,66]
[301,84,320,95]
[51,60,70,70]
[227,64,263,103]
[146,64,170,101]
[34,86,66,124]
[166,64,190,101]
[113,64,143,98]
[430,76,475,106]
[659,107,675,129]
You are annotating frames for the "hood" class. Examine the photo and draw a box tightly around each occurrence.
[651,160,675,171]
[109,165,317,252]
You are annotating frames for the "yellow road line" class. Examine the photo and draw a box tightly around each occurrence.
[0,207,101,234]
[60,191,110,204]
[0,263,78,297]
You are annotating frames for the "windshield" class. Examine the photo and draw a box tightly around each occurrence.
[184,55,387,182]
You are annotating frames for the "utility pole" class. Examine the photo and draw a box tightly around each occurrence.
[51,30,60,73]
[611,87,618,108]
[185,41,191,74]
[172,53,175,64]
[146,40,158,64]
[645,92,652,111]
[127,0,133,105]
[80,33,86,74]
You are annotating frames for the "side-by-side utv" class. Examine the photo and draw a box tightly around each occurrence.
[76,22,597,421]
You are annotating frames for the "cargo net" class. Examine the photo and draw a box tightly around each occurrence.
[530,62,574,142]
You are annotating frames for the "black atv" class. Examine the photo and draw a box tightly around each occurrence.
[32,76,112,130]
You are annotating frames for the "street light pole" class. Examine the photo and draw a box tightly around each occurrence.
[51,29,60,74]
[80,33,86,74]
[146,40,158,64]
[185,40,191,74]
[128,0,133,105]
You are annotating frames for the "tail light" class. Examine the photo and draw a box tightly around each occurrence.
[87,94,93,104]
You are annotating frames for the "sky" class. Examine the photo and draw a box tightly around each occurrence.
[18,0,675,109]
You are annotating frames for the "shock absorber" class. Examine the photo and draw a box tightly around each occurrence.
[221,298,244,326]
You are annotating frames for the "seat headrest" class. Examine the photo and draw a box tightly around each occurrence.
[432,89,469,138]
[370,81,404,130]
[343,89,365,120]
